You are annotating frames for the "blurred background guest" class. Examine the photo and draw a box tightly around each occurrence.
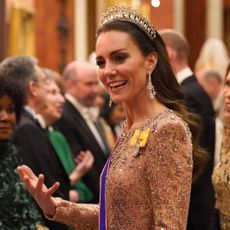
[195,38,229,113]
[195,38,229,83]
[0,76,47,229]
[212,63,230,230]
[54,61,109,203]
[0,55,70,230]
[198,70,223,110]
[40,67,94,203]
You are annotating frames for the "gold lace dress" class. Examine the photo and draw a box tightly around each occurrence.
[212,126,230,229]
[49,110,193,230]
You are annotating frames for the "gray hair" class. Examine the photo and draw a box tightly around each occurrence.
[0,56,38,92]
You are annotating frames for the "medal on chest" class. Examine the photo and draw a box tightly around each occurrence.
[129,128,150,157]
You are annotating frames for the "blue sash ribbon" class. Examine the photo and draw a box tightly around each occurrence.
[99,157,110,230]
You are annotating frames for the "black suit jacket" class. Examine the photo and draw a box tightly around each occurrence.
[13,109,70,230]
[54,100,108,203]
[181,75,217,230]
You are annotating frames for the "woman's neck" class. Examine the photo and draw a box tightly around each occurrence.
[123,99,167,130]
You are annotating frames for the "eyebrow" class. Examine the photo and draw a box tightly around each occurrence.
[96,48,128,59]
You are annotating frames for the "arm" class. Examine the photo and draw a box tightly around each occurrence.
[17,165,99,230]
[50,198,98,229]
[146,122,193,229]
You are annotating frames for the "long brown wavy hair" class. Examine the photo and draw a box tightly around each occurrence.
[97,21,208,182]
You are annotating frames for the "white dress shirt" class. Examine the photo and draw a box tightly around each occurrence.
[24,106,46,128]
[65,94,107,153]
[176,67,193,84]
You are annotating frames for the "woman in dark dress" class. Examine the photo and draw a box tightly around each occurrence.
[0,76,47,229]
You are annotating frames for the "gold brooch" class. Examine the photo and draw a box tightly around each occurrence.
[129,128,150,156]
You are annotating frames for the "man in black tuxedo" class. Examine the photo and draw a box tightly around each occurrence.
[0,56,70,230]
[160,30,218,230]
[55,61,109,203]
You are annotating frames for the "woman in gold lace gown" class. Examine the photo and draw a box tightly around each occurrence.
[212,64,230,229]
[17,5,207,230]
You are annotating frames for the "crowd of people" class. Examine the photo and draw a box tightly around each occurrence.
[0,4,230,230]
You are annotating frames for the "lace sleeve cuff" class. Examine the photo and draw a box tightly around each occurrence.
[45,197,99,230]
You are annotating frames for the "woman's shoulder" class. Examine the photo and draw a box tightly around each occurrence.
[146,110,193,159]
[147,109,190,135]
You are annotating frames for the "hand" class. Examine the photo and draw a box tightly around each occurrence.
[69,190,80,203]
[75,150,94,176]
[69,150,95,184]
[17,165,59,217]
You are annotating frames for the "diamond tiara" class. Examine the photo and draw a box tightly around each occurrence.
[98,5,156,42]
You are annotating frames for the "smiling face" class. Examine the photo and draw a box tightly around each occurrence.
[0,95,16,140]
[40,81,65,125]
[96,31,157,105]
[223,69,230,123]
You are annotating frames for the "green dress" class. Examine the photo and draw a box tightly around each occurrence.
[0,141,46,230]
[47,129,93,203]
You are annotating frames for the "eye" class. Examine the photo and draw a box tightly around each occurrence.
[0,105,15,114]
[96,58,105,68]
[51,89,57,95]
[224,80,230,87]
[6,105,15,114]
[113,54,127,63]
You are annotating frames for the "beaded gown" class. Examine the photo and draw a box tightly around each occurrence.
[49,110,193,230]
[212,126,230,229]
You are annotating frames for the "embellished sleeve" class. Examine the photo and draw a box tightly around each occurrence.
[46,198,99,230]
[145,121,193,229]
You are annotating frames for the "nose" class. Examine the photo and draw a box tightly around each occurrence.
[0,110,9,120]
[104,62,116,77]
[224,86,230,98]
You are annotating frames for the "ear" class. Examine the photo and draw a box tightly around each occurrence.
[146,51,158,73]
[166,46,176,61]
[65,79,74,93]
[28,81,38,97]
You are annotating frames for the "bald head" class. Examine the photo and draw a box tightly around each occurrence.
[63,61,99,107]
[63,61,97,82]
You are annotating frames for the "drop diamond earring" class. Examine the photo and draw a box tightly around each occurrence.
[147,73,156,99]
